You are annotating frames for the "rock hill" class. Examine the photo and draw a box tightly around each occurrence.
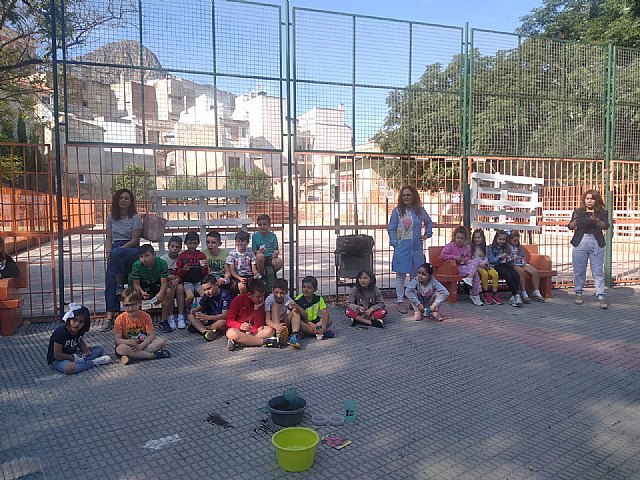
[71,40,165,84]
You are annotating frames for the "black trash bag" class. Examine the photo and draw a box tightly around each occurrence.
[335,235,374,255]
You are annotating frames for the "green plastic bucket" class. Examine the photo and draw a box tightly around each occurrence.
[271,427,320,472]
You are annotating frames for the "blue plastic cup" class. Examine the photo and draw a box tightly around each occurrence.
[344,399,357,424]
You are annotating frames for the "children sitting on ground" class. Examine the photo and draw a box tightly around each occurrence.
[226,230,258,295]
[129,244,171,332]
[289,275,334,348]
[508,231,545,303]
[252,214,284,276]
[471,229,503,305]
[114,288,170,365]
[160,236,186,330]
[345,269,386,328]
[204,230,229,286]
[405,263,449,321]
[177,231,209,314]
[488,229,523,307]
[440,226,483,306]
[225,278,279,351]
[47,303,113,374]
[188,274,231,341]
[264,278,294,346]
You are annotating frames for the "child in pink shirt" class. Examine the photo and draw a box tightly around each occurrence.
[440,226,483,306]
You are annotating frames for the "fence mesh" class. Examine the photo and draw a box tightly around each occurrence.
[471,30,608,158]
[7,1,640,318]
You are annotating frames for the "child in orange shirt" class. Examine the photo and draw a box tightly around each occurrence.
[114,288,170,365]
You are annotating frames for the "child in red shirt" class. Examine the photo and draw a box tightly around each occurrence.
[225,278,278,351]
[177,231,209,310]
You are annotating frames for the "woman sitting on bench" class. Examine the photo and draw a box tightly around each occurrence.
[103,188,142,331]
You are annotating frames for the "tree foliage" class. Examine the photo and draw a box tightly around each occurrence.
[0,0,137,106]
[165,176,206,191]
[113,164,155,201]
[518,0,640,47]
[226,167,274,201]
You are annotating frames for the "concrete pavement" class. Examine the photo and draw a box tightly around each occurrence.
[1,286,639,479]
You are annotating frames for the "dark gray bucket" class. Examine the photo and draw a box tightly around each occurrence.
[267,396,307,426]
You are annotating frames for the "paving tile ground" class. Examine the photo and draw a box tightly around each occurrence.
[1,286,639,479]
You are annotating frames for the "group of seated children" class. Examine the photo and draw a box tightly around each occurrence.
[124,214,283,334]
[440,226,546,308]
[48,273,336,373]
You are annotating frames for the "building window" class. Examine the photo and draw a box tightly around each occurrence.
[78,174,88,184]
[82,100,88,107]
[228,156,240,171]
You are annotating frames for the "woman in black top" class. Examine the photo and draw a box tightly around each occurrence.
[0,236,20,279]
[567,189,610,309]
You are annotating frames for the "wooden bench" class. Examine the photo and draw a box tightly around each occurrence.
[0,262,27,336]
[148,189,252,253]
[428,245,556,304]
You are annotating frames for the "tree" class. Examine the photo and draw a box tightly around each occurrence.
[226,167,274,201]
[113,164,155,201]
[0,0,137,106]
[518,0,640,48]
[165,176,206,191]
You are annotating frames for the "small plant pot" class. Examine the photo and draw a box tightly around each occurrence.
[267,395,307,426]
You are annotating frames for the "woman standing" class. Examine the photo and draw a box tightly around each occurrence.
[387,185,433,313]
[104,188,142,330]
[568,189,610,309]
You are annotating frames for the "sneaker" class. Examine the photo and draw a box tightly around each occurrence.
[177,315,186,329]
[397,302,408,314]
[371,319,384,328]
[287,332,301,349]
[322,329,335,339]
[227,338,236,351]
[160,321,173,333]
[430,310,444,322]
[521,294,531,304]
[101,319,115,332]
[575,294,583,305]
[491,292,504,305]
[153,349,171,359]
[515,294,523,306]
[346,316,355,327]
[599,298,608,310]
[92,355,113,366]
[509,295,520,307]
[463,276,474,287]
[167,317,177,330]
[531,291,545,302]
[203,330,216,341]
[263,337,279,348]
[276,325,289,346]
[120,355,130,366]
[470,294,483,306]
[483,293,495,305]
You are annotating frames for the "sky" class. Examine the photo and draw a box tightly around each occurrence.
[282,0,542,33]
[68,0,547,146]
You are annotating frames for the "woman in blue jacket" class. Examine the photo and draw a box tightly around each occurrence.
[387,185,433,313]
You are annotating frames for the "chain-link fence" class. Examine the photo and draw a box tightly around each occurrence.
[5,0,640,318]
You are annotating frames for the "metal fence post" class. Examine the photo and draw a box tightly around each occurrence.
[50,0,65,318]
[461,22,471,228]
[604,44,615,287]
